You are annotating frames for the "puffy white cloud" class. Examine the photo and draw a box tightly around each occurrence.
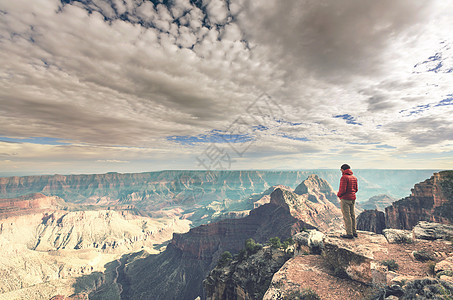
[203,0,229,25]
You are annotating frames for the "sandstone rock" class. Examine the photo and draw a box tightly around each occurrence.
[390,275,416,286]
[386,171,453,230]
[435,256,453,282]
[264,255,372,300]
[413,221,453,240]
[357,209,386,234]
[294,230,325,254]
[370,277,453,299]
[382,229,413,244]
[321,232,388,285]
[204,246,290,300]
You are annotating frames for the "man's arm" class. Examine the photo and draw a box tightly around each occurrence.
[337,176,347,198]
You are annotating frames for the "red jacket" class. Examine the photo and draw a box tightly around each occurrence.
[337,169,358,200]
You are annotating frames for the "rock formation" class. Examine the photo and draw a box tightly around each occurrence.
[386,171,453,229]
[118,191,315,300]
[360,194,395,211]
[294,174,341,208]
[412,221,453,241]
[204,246,290,300]
[0,170,437,210]
[0,207,189,299]
[263,223,453,299]
[102,176,342,300]
[356,209,386,234]
[0,193,62,218]
[270,177,343,231]
[382,228,414,244]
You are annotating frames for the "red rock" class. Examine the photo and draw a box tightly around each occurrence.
[0,193,60,219]
[385,171,453,230]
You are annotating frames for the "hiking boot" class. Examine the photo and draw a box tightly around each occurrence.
[340,234,354,239]
[353,233,358,238]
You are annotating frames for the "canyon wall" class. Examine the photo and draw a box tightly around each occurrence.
[0,170,437,207]
[0,193,61,219]
[386,171,453,230]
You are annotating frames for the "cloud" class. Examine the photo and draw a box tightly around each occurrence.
[236,0,434,83]
[96,159,129,163]
[387,115,453,148]
[0,0,452,173]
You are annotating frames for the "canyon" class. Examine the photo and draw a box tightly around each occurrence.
[0,194,190,299]
[69,175,343,299]
[0,170,435,207]
[0,169,450,299]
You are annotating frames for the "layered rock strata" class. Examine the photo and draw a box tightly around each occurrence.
[356,209,386,234]
[386,171,453,229]
[0,193,61,218]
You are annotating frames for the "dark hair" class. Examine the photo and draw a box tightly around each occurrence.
[341,164,350,170]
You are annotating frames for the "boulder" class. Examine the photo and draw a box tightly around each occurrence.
[382,229,413,244]
[435,256,453,282]
[321,232,388,285]
[294,230,325,255]
[413,221,453,240]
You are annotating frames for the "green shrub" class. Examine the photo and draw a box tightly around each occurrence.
[283,237,295,250]
[269,237,282,249]
[245,238,263,255]
[217,251,232,267]
[428,262,436,276]
[413,250,435,262]
[381,259,399,271]
[284,288,321,300]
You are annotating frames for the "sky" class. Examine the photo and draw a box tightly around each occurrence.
[0,0,453,175]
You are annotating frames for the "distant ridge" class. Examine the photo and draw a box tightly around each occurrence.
[0,170,438,205]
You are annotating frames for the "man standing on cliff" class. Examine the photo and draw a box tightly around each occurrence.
[337,164,358,239]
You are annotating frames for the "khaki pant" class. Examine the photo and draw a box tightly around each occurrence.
[341,199,356,236]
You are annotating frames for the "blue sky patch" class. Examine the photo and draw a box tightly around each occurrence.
[167,130,254,145]
[333,114,362,125]
[275,119,303,126]
[277,133,310,141]
[0,136,70,145]
[434,94,453,107]
[252,125,269,131]
[401,95,453,116]
[376,144,397,149]
[347,142,379,145]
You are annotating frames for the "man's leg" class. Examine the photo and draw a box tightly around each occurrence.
[349,201,357,236]
[340,199,353,236]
